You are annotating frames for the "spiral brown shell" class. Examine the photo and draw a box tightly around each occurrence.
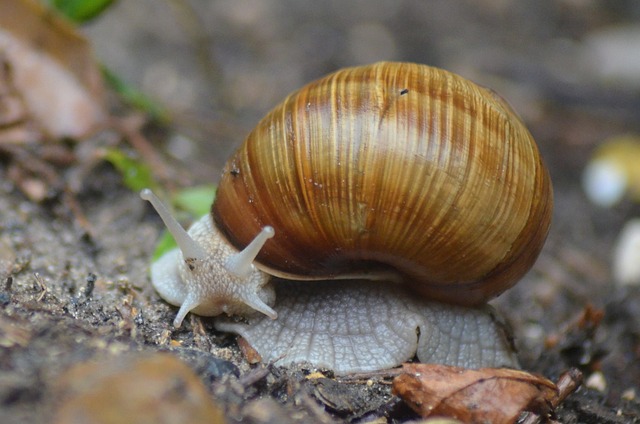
[212,62,553,306]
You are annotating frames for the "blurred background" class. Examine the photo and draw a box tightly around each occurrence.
[85,0,640,401]
[2,0,640,421]
[85,0,640,175]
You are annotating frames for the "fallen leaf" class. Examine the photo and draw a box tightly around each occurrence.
[172,185,217,217]
[237,336,262,365]
[51,0,115,23]
[392,364,558,424]
[0,0,106,143]
[103,147,157,192]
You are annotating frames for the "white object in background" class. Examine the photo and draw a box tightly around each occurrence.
[582,159,627,208]
[582,136,640,207]
[613,219,640,286]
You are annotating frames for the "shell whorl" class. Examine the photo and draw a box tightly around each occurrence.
[212,61,552,306]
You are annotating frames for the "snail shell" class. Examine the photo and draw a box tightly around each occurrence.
[213,61,553,306]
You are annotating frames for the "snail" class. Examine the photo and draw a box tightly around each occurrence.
[141,62,553,374]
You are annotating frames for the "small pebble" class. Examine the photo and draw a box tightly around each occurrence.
[585,371,607,392]
[622,388,636,401]
[52,352,225,424]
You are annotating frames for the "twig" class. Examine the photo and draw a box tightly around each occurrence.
[520,368,583,424]
[238,365,271,387]
[33,272,48,301]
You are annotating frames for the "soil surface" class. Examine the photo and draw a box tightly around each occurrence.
[2,1,640,423]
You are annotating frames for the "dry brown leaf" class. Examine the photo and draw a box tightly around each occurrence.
[0,0,106,143]
[392,364,558,424]
[237,335,262,364]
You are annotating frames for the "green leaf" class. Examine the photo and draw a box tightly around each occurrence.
[152,230,178,262]
[103,148,157,192]
[50,0,115,23]
[102,67,170,123]
[172,185,217,217]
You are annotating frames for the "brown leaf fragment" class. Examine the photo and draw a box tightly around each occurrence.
[392,364,558,424]
[0,0,106,142]
[554,368,583,406]
[519,368,583,424]
[238,336,262,364]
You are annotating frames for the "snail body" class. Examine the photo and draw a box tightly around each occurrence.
[142,62,552,374]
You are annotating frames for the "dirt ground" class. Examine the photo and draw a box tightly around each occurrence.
[2,1,640,423]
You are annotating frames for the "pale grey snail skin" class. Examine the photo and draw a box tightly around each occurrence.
[140,193,519,374]
[139,201,277,326]
[215,281,518,373]
[141,62,554,375]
